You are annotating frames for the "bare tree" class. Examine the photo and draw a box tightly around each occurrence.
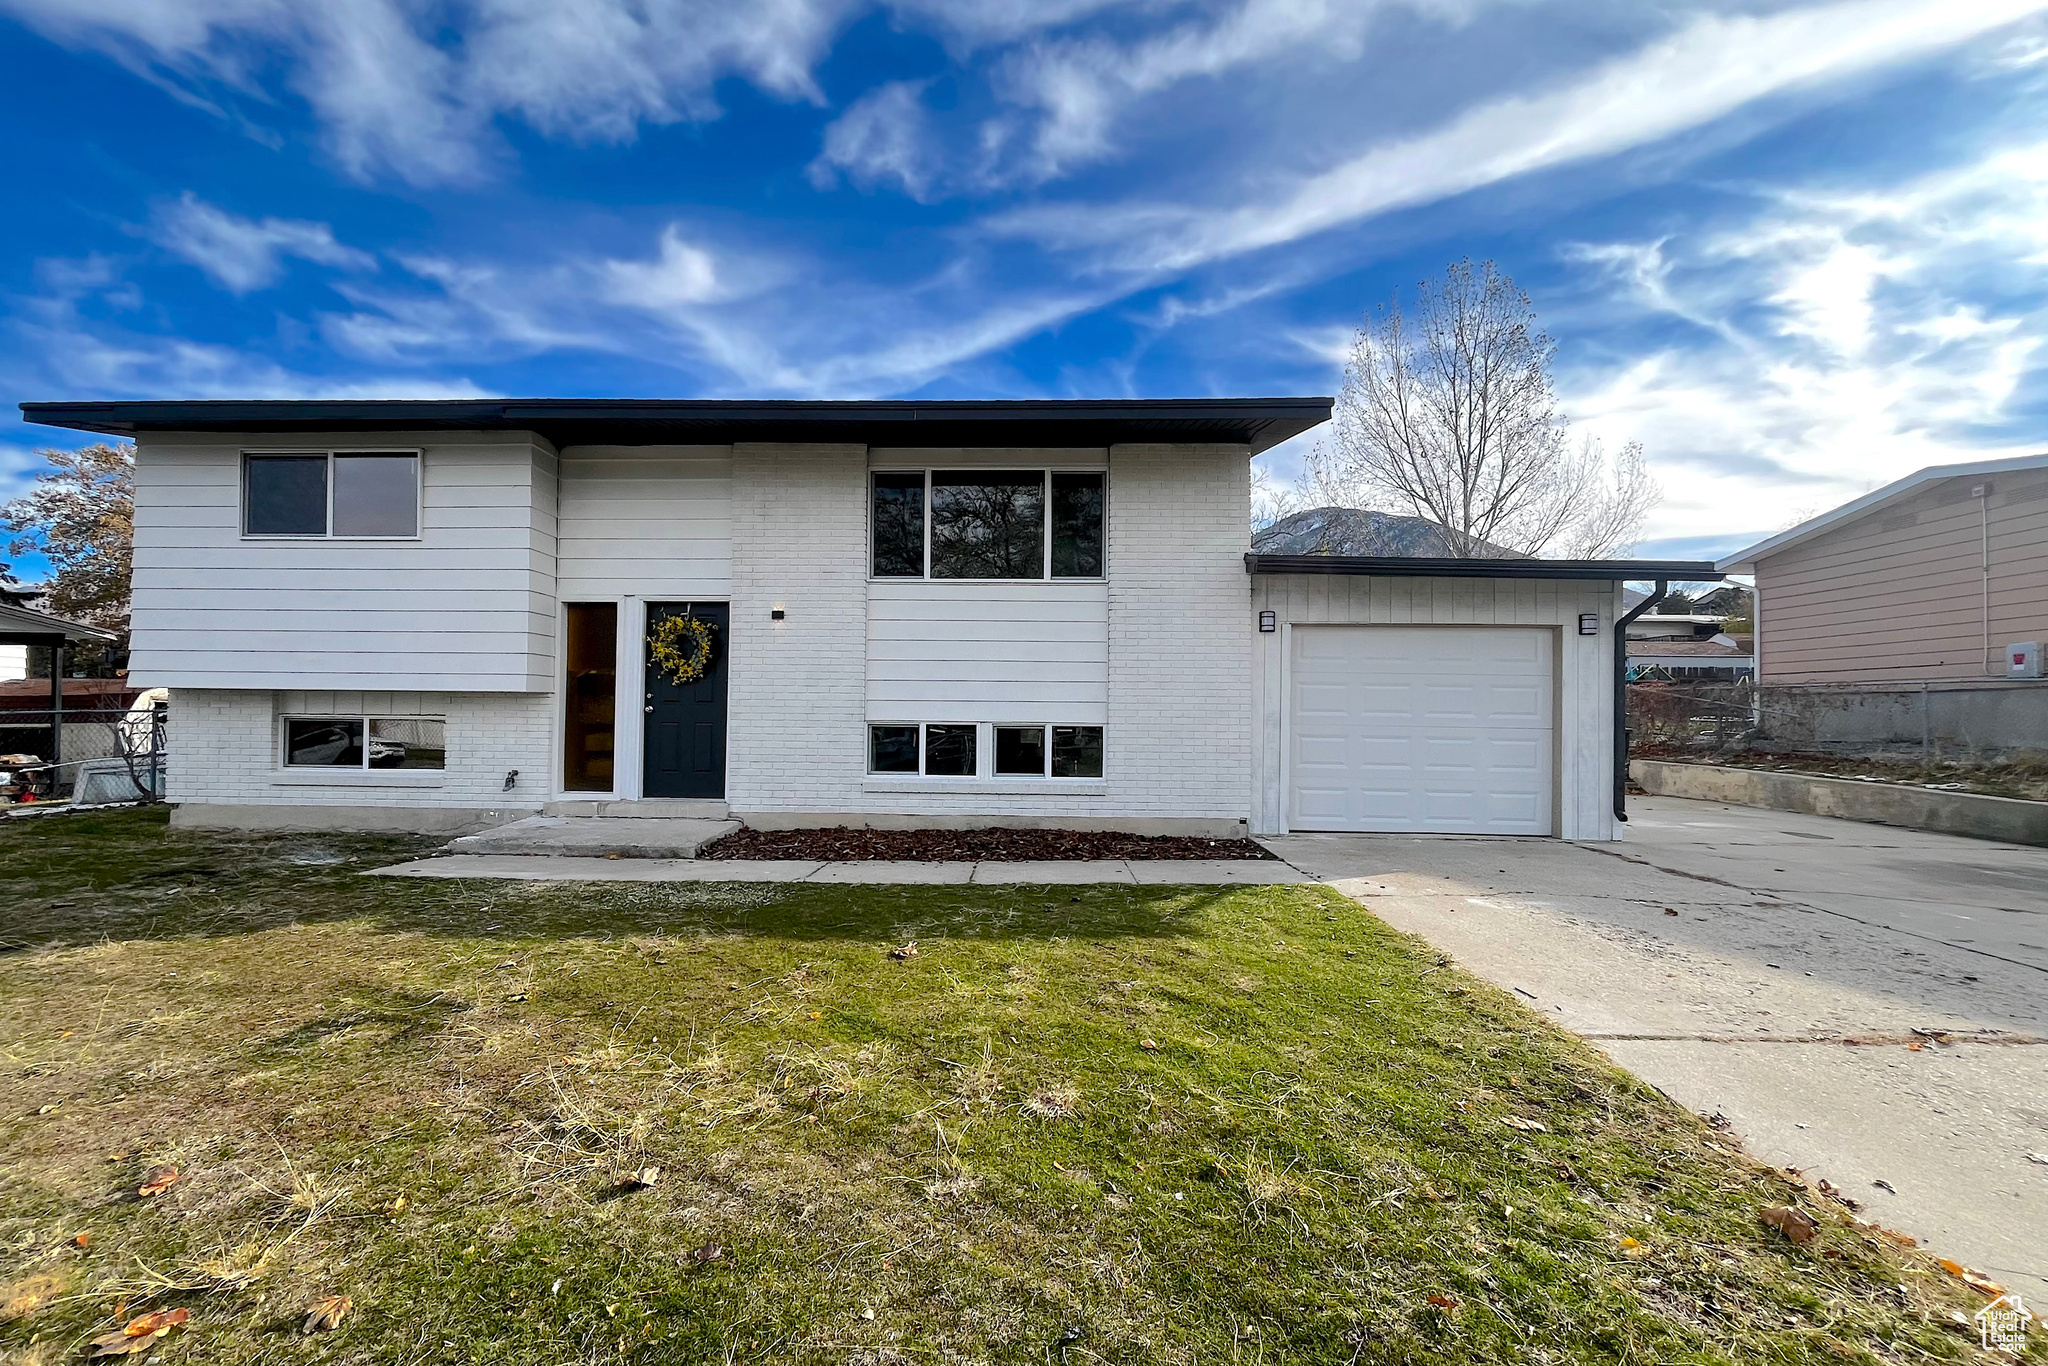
[1304,259,1659,557]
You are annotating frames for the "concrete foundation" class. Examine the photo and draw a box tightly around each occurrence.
[169,802,535,835]
[1756,680,2048,756]
[1631,759,2048,847]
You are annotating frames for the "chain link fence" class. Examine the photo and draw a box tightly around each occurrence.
[0,702,166,807]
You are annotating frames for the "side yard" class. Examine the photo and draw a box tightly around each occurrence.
[0,810,2027,1364]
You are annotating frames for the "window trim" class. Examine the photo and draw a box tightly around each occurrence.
[278,713,447,772]
[866,721,1106,781]
[868,467,1106,582]
[242,449,424,542]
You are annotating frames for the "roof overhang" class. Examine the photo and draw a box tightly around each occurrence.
[21,397,1334,457]
[0,601,116,646]
[1717,450,2048,573]
[1245,553,1722,581]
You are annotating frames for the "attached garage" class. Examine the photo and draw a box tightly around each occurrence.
[1290,625,1554,834]
[1248,553,1720,841]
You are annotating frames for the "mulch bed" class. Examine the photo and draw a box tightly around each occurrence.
[699,826,1277,862]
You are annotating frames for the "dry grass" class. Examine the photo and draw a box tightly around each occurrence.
[0,808,2033,1365]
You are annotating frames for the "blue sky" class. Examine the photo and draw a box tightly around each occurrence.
[3,0,2047,575]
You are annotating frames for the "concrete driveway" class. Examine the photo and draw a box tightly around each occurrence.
[1265,795,2048,1299]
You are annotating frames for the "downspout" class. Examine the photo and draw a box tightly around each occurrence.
[1613,579,1667,824]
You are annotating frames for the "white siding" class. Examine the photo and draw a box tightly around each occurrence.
[129,431,558,692]
[556,445,733,600]
[1251,575,1619,840]
[0,644,24,682]
[866,580,1108,724]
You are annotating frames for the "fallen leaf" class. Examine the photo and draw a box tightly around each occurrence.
[1618,1236,1650,1259]
[1907,1041,1925,1051]
[136,1166,179,1198]
[1499,1116,1548,1133]
[36,1102,59,1115]
[1425,1293,1460,1311]
[90,1307,188,1356]
[303,1295,351,1333]
[1935,1259,2005,1296]
[1138,1039,1160,1051]
[73,1232,90,1248]
[807,1011,821,1020]
[2025,1152,2048,1167]
[1760,1206,1818,1245]
[624,1167,661,1189]
[382,1194,408,1218]
[1871,1179,1896,1194]
[692,1243,725,1263]
[888,942,919,961]
[1663,909,1678,916]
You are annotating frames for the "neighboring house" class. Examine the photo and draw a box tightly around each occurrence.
[1626,636,1755,682]
[24,398,1717,840]
[0,599,118,762]
[1718,452,2048,684]
[0,583,45,682]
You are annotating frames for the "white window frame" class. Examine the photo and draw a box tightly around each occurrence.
[278,713,447,771]
[242,449,424,541]
[867,468,1106,582]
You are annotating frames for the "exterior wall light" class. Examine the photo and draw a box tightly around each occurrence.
[1258,611,1277,633]
[1578,613,1599,636]
[770,606,786,621]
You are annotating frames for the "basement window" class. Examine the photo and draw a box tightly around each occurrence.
[245,451,420,538]
[867,722,1103,778]
[283,716,445,770]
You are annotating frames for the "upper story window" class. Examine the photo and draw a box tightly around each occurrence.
[871,469,1103,579]
[244,452,420,538]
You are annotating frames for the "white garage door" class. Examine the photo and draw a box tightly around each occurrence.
[1290,625,1554,834]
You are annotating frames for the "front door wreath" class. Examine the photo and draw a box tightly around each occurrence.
[649,614,718,686]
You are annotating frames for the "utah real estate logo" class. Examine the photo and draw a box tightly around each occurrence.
[1976,1292,2033,1352]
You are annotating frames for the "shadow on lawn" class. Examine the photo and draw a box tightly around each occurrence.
[2,808,1243,950]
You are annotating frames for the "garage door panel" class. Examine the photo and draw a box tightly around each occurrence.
[1289,625,1554,835]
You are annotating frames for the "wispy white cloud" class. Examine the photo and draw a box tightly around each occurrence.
[149,193,374,293]
[0,0,858,184]
[1560,137,2048,549]
[992,0,2048,271]
[809,80,944,198]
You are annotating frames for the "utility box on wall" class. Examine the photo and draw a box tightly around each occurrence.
[2009,642,2044,680]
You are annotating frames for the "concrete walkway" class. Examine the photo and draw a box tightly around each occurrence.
[444,814,740,858]
[1268,795,2048,1299]
[368,854,1312,885]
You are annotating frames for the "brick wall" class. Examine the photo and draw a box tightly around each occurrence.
[165,688,553,812]
[1105,444,1254,822]
[725,444,871,813]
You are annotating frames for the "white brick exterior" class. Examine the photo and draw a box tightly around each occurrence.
[166,688,551,831]
[1105,444,1253,823]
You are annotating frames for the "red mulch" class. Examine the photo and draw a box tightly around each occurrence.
[699,826,1276,862]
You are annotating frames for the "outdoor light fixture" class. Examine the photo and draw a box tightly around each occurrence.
[1258,611,1277,632]
[1578,613,1600,635]
[770,606,786,621]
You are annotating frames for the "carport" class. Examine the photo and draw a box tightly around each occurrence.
[0,599,118,767]
[1245,554,1719,840]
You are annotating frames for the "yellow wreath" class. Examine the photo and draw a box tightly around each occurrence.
[649,614,717,685]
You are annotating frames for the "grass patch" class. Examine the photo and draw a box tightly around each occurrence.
[0,809,2028,1364]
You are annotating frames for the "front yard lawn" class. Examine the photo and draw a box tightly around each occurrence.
[0,810,2022,1364]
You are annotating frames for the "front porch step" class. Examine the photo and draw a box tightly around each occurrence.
[444,815,740,859]
[540,798,730,819]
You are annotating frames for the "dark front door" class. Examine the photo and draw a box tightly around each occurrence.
[642,602,728,799]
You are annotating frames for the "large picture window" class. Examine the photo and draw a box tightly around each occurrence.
[245,452,420,538]
[283,716,445,770]
[871,470,1104,579]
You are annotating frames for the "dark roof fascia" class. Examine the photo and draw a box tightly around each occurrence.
[20,397,1334,456]
[0,601,116,644]
[1245,553,1724,582]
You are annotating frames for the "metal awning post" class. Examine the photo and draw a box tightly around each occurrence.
[49,643,63,767]
[1614,580,1668,824]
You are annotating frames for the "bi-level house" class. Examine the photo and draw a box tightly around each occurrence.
[22,399,1714,840]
